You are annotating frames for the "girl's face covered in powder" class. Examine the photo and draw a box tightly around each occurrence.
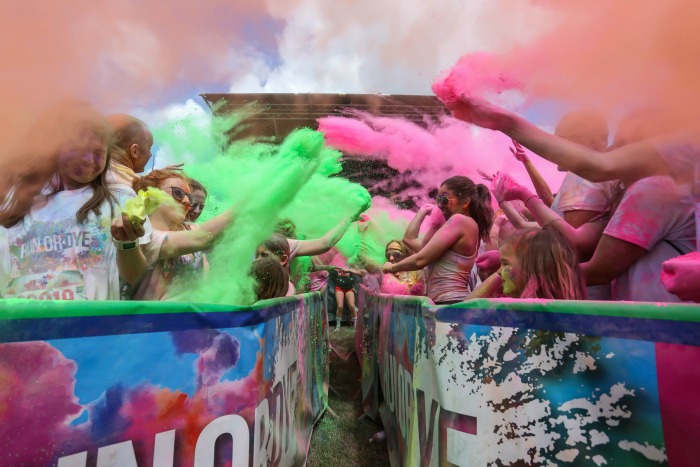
[499,243,523,297]
[57,133,108,188]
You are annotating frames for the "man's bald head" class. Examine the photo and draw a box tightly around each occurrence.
[107,114,153,173]
[554,110,609,152]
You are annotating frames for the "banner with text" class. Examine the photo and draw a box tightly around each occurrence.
[0,294,329,467]
[358,288,700,467]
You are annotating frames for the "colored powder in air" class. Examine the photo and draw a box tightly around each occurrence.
[152,107,374,305]
[432,52,522,106]
[318,111,566,200]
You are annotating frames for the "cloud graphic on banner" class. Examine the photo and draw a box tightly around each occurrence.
[0,342,85,466]
[170,329,243,387]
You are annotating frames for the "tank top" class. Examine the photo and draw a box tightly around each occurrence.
[425,246,478,304]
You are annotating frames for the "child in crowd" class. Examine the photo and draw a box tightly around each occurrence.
[250,257,289,302]
[469,227,586,300]
[329,266,363,328]
[257,233,296,296]
[0,101,149,300]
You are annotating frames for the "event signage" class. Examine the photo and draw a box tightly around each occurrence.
[358,289,700,467]
[0,295,329,467]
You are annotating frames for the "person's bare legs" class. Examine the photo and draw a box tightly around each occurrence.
[346,290,357,324]
[334,289,345,330]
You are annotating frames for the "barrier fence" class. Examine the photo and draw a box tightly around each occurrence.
[0,293,329,467]
[356,288,700,467]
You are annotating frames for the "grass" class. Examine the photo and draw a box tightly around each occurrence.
[307,394,389,467]
[307,323,390,466]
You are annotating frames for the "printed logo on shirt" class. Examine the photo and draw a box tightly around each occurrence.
[5,218,109,299]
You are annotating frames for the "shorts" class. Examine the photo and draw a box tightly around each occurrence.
[335,286,354,294]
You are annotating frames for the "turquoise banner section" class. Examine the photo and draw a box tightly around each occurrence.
[0,293,329,467]
[357,288,700,467]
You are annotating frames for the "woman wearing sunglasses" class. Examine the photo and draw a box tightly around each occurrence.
[383,176,493,304]
[129,168,235,300]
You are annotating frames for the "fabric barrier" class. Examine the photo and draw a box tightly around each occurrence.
[357,287,700,467]
[0,293,329,467]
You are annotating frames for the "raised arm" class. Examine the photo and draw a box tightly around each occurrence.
[402,205,433,252]
[447,97,671,183]
[500,201,539,230]
[511,141,554,206]
[295,216,354,257]
[158,208,235,260]
[386,215,474,273]
[493,174,605,259]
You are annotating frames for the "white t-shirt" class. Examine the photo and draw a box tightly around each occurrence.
[0,186,151,301]
[654,141,700,247]
[132,228,207,300]
[603,176,696,302]
[551,172,616,216]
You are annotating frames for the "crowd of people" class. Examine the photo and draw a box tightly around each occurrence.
[0,99,698,318]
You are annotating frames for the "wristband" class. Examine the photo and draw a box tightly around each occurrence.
[113,239,138,251]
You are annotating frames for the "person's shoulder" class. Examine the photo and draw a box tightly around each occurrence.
[629,175,680,191]
[447,213,477,227]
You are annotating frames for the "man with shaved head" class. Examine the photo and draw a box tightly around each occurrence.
[106,114,154,187]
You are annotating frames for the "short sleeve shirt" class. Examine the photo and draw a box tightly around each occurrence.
[551,172,616,216]
[654,141,700,247]
[0,186,151,301]
[603,176,696,302]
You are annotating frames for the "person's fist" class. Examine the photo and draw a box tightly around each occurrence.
[476,250,501,275]
[111,213,145,242]
[661,252,700,302]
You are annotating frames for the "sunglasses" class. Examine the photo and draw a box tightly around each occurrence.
[435,193,456,208]
[165,186,194,205]
[385,250,405,261]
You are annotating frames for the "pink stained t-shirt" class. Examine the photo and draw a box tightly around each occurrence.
[654,140,700,247]
[603,176,696,302]
[551,172,616,217]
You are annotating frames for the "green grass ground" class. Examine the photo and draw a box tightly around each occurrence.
[307,325,390,466]
[307,393,389,467]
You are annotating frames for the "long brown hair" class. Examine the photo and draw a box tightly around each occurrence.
[441,175,493,242]
[0,101,116,228]
[503,226,586,300]
[251,257,289,301]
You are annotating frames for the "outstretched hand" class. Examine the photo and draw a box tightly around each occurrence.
[492,173,532,205]
[445,96,515,132]
[510,140,529,163]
